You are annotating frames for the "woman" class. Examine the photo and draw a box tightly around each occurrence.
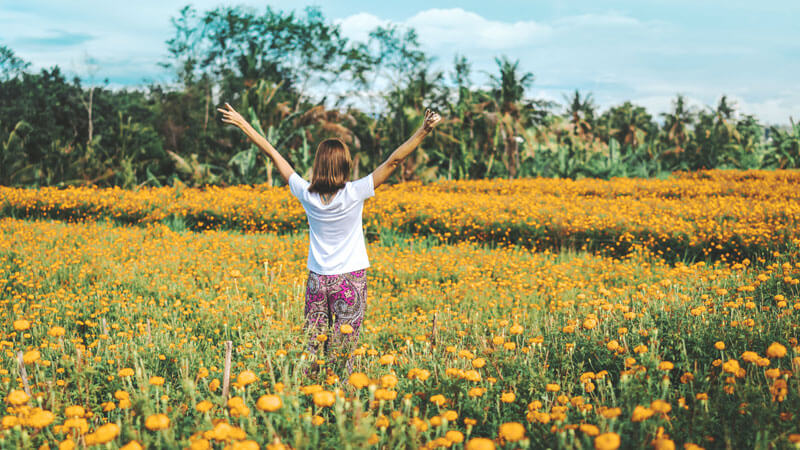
[217,103,442,374]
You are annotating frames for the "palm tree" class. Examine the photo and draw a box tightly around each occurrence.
[563,90,596,139]
[483,56,536,178]
[599,102,654,149]
[660,94,694,156]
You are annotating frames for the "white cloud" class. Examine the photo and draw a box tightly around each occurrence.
[335,12,391,44]
[336,8,551,51]
[406,8,551,50]
[553,12,643,28]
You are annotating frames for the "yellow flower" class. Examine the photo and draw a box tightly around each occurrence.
[236,370,258,386]
[498,422,526,441]
[64,405,85,418]
[599,407,621,419]
[650,400,671,414]
[472,358,486,368]
[501,392,516,403]
[465,437,496,450]
[741,351,759,363]
[85,423,120,445]
[430,394,446,406]
[446,430,464,443]
[311,415,325,426]
[48,326,66,337]
[118,368,134,377]
[196,400,213,413]
[714,341,725,350]
[582,318,598,330]
[63,417,89,434]
[766,342,787,358]
[227,396,250,417]
[652,438,675,450]
[316,334,328,343]
[380,373,398,389]
[631,405,654,422]
[722,359,741,374]
[349,372,370,389]
[546,383,560,392]
[26,408,55,428]
[580,424,600,436]
[379,354,395,365]
[145,413,170,431]
[209,378,220,392]
[13,319,31,331]
[149,376,165,386]
[658,361,674,371]
[7,389,29,406]
[256,395,283,412]
[468,387,485,397]
[509,324,524,335]
[594,432,621,450]
[312,390,335,408]
[375,389,397,401]
[120,441,144,450]
[340,324,354,334]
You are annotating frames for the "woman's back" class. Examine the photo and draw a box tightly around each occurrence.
[289,172,374,275]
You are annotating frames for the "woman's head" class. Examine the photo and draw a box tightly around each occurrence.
[308,137,351,194]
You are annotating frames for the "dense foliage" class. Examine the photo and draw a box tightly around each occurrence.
[1,5,799,188]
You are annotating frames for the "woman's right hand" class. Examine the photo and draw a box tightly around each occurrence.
[422,108,442,133]
[217,102,247,129]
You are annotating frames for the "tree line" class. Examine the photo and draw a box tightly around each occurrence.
[1,5,798,188]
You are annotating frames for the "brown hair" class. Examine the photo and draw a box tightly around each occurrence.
[308,138,352,194]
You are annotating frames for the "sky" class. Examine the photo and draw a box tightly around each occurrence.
[1,0,798,125]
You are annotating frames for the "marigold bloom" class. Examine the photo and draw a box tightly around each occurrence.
[196,400,213,413]
[465,437,496,450]
[13,319,31,331]
[501,392,516,403]
[766,342,787,358]
[256,395,282,412]
[236,370,257,386]
[499,422,526,441]
[594,432,621,450]
[85,423,120,445]
[7,389,29,406]
[349,372,370,389]
[120,441,144,450]
[446,430,464,443]
[313,390,335,407]
[631,405,654,422]
[26,408,55,428]
[145,413,170,431]
[64,405,85,418]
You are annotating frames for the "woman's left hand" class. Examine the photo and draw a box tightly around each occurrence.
[217,103,247,129]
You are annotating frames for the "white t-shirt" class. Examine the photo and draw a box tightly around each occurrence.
[288,172,375,275]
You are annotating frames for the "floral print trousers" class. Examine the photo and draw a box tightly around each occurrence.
[304,268,367,374]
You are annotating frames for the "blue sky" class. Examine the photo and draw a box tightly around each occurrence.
[1,0,798,124]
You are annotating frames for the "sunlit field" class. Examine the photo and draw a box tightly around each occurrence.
[2,170,800,449]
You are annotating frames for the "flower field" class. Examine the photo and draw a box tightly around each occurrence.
[1,170,800,449]
[2,170,800,261]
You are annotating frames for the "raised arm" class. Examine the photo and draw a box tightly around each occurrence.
[217,102,294,183]
[371,108,442,189]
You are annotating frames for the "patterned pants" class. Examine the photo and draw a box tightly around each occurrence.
[304,268,367,374]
